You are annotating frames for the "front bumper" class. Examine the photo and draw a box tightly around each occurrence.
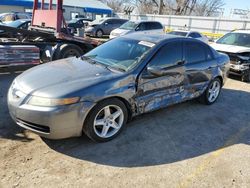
[229,63,249,76]
[85,29,96,37]
[7,88,95,139]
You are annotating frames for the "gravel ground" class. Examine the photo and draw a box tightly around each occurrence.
[0,72,250,188]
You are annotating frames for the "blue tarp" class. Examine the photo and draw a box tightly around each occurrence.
[83,7,112,14]
[1,0,34,7]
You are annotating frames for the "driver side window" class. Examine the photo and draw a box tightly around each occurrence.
[149,41,183,68]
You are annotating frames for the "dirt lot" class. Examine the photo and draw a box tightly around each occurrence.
[0,72,250,188]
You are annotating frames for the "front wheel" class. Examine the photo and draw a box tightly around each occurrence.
[198,78,222,105]
[96,29,103,38]
[241,71,250,82]
[83,98,128,142]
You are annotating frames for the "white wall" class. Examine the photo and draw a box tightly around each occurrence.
[118,13,250,34]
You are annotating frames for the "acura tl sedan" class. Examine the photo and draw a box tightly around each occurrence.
[8,34,230,142]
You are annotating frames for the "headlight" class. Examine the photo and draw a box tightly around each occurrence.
[86,27,94,31]
[27,96,80,107]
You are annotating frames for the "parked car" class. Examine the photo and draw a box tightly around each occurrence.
[211,30,250,82]
[85,18,128,38]
[0,12,32,24]
[0,19,31,37]
[8,34,230,142]
[67,18,93,32]
[5,19,31,29]
[110,20,164,39]
[168,30,209,43]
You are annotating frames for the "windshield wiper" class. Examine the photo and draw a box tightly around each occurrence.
[107,65,126,72]
[80,56,97,64]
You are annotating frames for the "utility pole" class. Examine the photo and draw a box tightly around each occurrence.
[158,0,163,15]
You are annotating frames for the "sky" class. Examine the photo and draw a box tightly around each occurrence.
[223,0,250,16]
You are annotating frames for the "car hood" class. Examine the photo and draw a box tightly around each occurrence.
[16,57,120,98]
[211,43,250,53]
[112,28,131,35]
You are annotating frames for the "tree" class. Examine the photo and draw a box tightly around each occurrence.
[101,0,225,16]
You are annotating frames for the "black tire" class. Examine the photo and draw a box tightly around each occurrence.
[96,29,103,38]
[241,71,250,82]
[83,98,128,142]
[198,78,222,105]
[54,44,83,60]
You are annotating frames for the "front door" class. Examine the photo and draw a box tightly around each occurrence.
[135,41,187,114]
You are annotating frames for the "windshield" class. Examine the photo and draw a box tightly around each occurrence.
[216,32,250,47]
[120,21,138,30]
[168,31,188,37]
[83,38,153,72]
[90,19,105,25]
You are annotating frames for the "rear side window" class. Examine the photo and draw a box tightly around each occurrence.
[106,19,114,24]
[118,20,127,24]
[184,41,207,63]
[188,32,202,38]
[146,22,163,30]
[149,41,183,68]
[17,13,28,19]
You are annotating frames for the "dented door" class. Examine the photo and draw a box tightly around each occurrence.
[135,41,188,114]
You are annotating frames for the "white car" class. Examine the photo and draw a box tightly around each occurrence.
[168,30,209,43]
[110,20,164,39]
[210,30,250,82]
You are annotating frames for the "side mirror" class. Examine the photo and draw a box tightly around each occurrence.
[147,66,164,77]
[104,22,108,26]
[135,27,140,31]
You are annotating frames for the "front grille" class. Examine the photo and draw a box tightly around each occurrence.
[16,119,50,133]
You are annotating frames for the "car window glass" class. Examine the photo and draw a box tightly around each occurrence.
[185,41,207,63]
[195,33,202,38]
[206,47,213,60]
[188,33,196,38]
[150,22,163,30]
[17,13,27,19]
[106,20,114,25]
[149,42,183,68]
[113,20,122,24]
[145,22,152,30]
[2,14,14,22]
[137,23,146,31]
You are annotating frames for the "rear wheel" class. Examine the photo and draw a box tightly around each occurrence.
[83,98,128,142]
[198,78,222,105]
[54,44,83,60]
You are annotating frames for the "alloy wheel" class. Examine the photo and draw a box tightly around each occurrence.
[208,80,221,103]
[93,105,124,138]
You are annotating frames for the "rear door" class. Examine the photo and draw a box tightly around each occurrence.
[183,40,216,96]
[136,40,187,114]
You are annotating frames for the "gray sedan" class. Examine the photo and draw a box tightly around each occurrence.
[8,34,230,142]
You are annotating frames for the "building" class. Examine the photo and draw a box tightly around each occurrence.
[0,0,113,20]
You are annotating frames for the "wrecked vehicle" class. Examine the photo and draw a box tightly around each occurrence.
[211,30,250,82]
[8,33,230,142]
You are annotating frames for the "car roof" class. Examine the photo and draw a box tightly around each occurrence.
[121,33,182,43]
[103,17,127,20]
[129,20,162,24]
[232,30,250,34]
